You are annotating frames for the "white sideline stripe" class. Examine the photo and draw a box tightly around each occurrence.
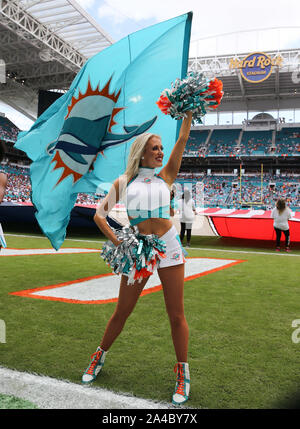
[5,233,300,257]
[193,247,300,257]
[0,367,172,409]
[0,248,99,256]
[5,233,103,244]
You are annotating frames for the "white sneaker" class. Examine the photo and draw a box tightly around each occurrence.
[82,347,107,384]
[172,362,190,405]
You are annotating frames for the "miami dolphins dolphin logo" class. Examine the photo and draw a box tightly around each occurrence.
[47,77,157,186]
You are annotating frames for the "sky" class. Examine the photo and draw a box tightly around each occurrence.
[77,0,300,53]
[1,0,300,130]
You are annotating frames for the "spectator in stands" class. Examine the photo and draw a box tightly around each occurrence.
[0,116,19,142]
[178,189,196,247]
[2,161,300,211]
[271,198,292,252]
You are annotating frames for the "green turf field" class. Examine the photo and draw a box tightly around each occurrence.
[1,232,300,409]
[0,393,37,409]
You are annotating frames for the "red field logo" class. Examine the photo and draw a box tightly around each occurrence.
[9,256,245,305]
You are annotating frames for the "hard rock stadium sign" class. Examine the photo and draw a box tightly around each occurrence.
[229,52,283,83]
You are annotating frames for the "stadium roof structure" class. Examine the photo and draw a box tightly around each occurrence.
[0,0,113,121]
[189,47,300,114]
[1,3,300,126]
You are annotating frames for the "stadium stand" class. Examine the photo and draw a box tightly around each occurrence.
[207,129,240,156]
[0,164,31,203]
[0,115,19,142]
[275,127,300,156]
[168,171,299,210]
[1,113,299,211]
[182,113,300,160]
[183,125,300,158]
[1,41,300,218]
[2,160,299,210]
[239,130,273,156]
[0,164,105,205]
[183,129,209,157]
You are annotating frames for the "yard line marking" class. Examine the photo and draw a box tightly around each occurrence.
[0,248,99,256]
[0,366,172,409]
[10,257,245,304]
[5,233,103,244]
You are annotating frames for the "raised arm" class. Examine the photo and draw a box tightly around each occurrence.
[94,176,125,246]
[159,111,193,185]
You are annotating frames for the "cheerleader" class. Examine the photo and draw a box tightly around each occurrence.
[82,111,193,405]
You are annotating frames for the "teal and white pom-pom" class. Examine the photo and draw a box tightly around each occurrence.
[156,71,223,123]
[100,226,166,285]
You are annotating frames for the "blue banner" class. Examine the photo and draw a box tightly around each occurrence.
[15,12,192,250]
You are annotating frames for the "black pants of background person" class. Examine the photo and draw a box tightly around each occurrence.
[180,222,191,245]
[274,227,290,248]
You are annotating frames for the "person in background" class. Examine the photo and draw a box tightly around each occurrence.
[0,170,7,203]
[0,144,7,202]
[0,170,7,204]
[179,189,196,248]
[0,145,8,249]
[170,185,176,217]
[271,198,292,252]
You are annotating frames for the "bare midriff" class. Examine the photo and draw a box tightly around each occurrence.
[128,217,173,237]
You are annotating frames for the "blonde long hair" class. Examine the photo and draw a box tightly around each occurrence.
[123,133,160,183]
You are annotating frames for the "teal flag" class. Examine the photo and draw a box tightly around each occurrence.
[15,12,192,250]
